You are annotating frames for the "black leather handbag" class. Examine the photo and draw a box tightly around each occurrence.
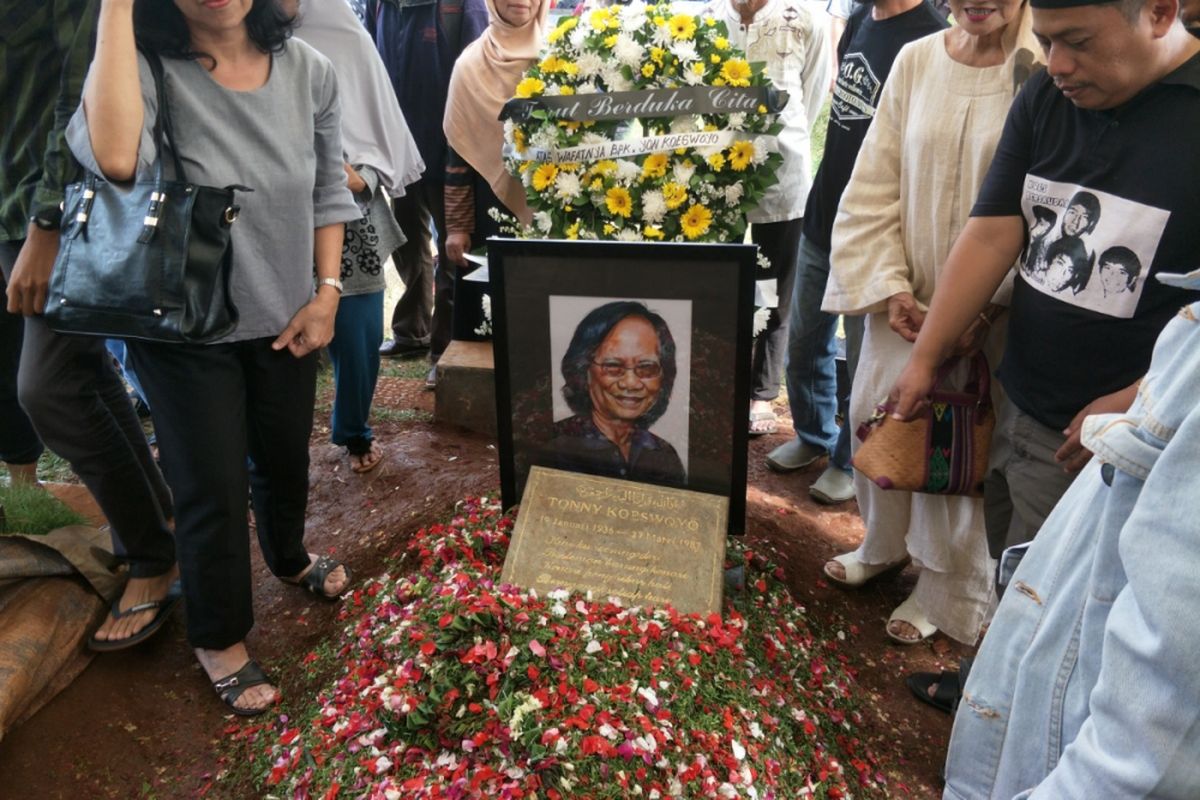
[44,50,244,343]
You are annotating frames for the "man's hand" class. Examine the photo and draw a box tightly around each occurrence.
[446,232,471,267]
[887,292,925,343]
[1055,381,1141,473]
[272,288,339,358]
[6,225,59,316]
[344,163,367,195]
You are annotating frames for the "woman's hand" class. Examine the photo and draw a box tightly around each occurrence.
[272,289,339,358]
[446,232,471,267]
[344,163,367,194]
[887,292,925,342]
[887,355,939,421]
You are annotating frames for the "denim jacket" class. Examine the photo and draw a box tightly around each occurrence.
[943,268,1200,800]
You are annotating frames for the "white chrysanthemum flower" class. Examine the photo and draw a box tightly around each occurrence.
[724,182,744,206]
[694,144,723,157]
[544,83,564,97]
[641,190,667,224]
[620,9,647,32]
[669,114,700,133]
[670,40,698,63]
[615,159,641,184]
[553,170,582,201]
[569,25,588,49]
[613,34,645,67]
[651,24,673,47]
[672,160,696,184]
[682,67,705,86]
[580,132,608,145]
[533,211,552,232]
[752,137,771,165]
[602,66,634,91]
[616,228,643,242]
[530,127,558,150]
[576,81,601,94]
[576,52,604,79]
[727,112,747,129]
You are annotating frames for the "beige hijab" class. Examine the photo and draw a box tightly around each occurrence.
[443,0,549,225]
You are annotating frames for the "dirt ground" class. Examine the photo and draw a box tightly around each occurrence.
[0,370,971,799]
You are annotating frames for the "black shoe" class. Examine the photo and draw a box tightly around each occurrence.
[379,339,429,358]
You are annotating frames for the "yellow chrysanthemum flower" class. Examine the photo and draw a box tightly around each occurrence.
[680,204,713,240]
[653,14,666,26]
[720,59,752,87]
[559,85,575,96]
[532,163,559,192]
[704,14,717,26]
[710,54,722,64]
[643,225,665,239]
[590,178,603,191]
[642,63,655,77]
[691,62,706,76]
[729,140,755,171]
[566,220,581,240]
[547,16,577,43]
[641,152,669,179]
[663,182,688,210]
[512,127,527,153]
[603,223,616,235]
[518,160,532,173]
[592,160,618,176]
[714,36,729,50]
[668,13,696,40]
[515,77,545,98]
[603,34,618,49]
[606,187,633,218]
[712,77,726,86]
[650,47,665,65]
[539,54,563,73]
[758,104,768,113]
[707,153,726,171]
[590,8,610,29]
[563,61,579,76]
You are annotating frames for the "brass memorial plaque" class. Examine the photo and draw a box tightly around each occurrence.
[501,466,727,615]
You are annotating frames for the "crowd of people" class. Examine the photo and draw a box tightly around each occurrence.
[2,0,1200,794]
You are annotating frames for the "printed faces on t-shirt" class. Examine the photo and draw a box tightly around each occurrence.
[1019,174,1169,319]
[831,53,882,130]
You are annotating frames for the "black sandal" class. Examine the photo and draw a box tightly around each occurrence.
[88,580,183,652]
[283,555,351,601]
[212,660,276,717]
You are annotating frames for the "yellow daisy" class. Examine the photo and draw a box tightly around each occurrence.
[668,13,696,40]
[680,204,712,239]
[605,187,633,218]
[531,163,559,192]
[641,152,669,179]
[729,140,755,171]
[642,63,655,77]
[515,77,545,98]
[720,59,752,87]
[707,153,726,171]
[662,182,688,210]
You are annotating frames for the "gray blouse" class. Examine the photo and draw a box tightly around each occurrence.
[67,40,360,342]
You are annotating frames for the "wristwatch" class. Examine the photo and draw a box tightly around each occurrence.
[29,208,63,232]
[318,277,344,294]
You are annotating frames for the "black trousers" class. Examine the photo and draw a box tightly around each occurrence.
[389,179,442,355]
[750,218,802,401]
[0,242,174,575]
[127,337,316,649]
[0,245,42,465]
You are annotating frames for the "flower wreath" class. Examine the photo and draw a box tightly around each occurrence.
[502,4,784,244]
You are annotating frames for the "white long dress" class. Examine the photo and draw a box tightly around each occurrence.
[821,20,1038,644]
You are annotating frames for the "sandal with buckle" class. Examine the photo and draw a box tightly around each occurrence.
[212,659,276,717]
[822,552,909,589]
[282,554,351,601]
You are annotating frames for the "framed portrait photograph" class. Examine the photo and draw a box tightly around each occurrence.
[489,238,756,533]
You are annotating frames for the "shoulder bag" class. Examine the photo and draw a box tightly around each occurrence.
[44,49,245,343]
[851,352,995,497]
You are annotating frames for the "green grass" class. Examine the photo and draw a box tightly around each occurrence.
[0,449,77,486]
[0,482,86,536]
[379,356,433,381]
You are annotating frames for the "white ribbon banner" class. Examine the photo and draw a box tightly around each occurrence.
[507,130,749,164]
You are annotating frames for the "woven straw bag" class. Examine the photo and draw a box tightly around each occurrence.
[852,353,995,497]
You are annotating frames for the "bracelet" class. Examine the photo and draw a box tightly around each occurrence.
[977,311,993,326]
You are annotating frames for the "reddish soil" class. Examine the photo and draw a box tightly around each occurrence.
[0,379,970,799]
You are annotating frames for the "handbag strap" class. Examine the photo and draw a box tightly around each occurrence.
[140,47,188,186]
[931,351,991,405]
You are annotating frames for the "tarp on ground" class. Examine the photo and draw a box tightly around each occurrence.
[0,526,123,742]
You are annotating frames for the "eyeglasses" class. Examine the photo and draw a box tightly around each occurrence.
[591,359,663,380]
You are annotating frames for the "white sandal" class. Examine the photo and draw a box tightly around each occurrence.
[822,552,909,589]
[886,594,938,645]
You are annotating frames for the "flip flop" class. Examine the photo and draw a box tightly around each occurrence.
[822,552,910,589]
[886,594,938,645]
[347,438,384,474]
[88,579,183,652]
[282,555,352,601]
[906,670,963,715]
[749,409,778,436]
[212,659,276,717]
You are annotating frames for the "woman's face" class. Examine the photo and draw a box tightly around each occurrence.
[495,0,534,26]
[172,0,255,34]
[948,0,1023,39]
[587,317,663,426]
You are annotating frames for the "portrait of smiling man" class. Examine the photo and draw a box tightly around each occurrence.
[546,300,688,487]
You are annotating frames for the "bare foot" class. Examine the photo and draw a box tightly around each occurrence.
[349,441,384,473]
[92,566,181,644]
[289,552,349,598]
[749,400,777,434]
[887,619,924,643]
[195,642,278,714]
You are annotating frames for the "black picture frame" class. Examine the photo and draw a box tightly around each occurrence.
[489,238,756,534]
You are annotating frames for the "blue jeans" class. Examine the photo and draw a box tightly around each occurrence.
[105,338,150,408]
[328,291,384,447]
[784,235,862,472]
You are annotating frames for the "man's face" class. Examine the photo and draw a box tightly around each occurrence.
[1100,260,1132,294]
[1046,252,1078,291]
[587,317,663,425]
[1032,3,1164,109]
[1062,202,1093,236]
